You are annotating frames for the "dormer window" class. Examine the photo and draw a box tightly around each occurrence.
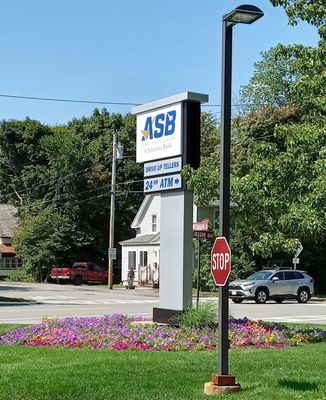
[152,215,157,232]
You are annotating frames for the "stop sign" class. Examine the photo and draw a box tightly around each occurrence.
[211,237,231,286]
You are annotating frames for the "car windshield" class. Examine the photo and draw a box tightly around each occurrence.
[246,271,273,281]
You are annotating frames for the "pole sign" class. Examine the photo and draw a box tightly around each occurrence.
[144,156,182,177]
[293,243,303,269]
[193,221,209,231]
[136,103,182,163]
[193,230,214,240]
[211,237,231,286]
[295,243,303,258]
[144,174,182,193]
[133,92,208,324]
[108,248,116,260]
[133,92,208,195]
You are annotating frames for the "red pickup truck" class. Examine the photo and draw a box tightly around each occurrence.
[51,262,108,285]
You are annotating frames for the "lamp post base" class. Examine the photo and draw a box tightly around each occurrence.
[204,375,240,396]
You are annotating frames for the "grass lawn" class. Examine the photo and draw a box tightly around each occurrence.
[0,342,325,400]
[0,324,25,336]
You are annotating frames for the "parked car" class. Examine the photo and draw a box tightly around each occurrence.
[51,262,108,285]
[229,267,314,304]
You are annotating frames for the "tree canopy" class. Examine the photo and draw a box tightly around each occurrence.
[185,0,326,292]
[0,110,143,281]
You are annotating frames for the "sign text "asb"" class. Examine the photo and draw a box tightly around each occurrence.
[142,111,176,141]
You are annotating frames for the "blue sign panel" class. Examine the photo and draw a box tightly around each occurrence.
[144,156,182,177]
[144,174,182,193]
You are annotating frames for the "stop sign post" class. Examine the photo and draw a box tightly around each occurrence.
[210,237,237,389]
[211,237,231,286]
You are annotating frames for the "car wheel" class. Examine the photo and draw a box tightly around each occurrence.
[73,276,83,286]
[232,299,243,304]
[255,288,268,304]
[275,298,285,304]
[297,288,309,303]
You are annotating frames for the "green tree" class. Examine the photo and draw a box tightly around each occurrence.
[185,1,326,292]
[2,109,143,282]
[0,118,51,205]
[270,0,326,38]
[13,207,71,281]
[240,45,299,109]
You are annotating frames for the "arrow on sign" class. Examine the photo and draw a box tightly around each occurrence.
[295,243,303,258]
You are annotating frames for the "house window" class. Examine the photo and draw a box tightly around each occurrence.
[128,251,136,270]
[152,215,157,232]
[139,251,148,266]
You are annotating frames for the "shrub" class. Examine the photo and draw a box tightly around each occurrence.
[9,266,34,282]
[176,302,217,329]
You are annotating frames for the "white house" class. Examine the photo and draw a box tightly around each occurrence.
[119,195,218,286]
[0,204,20,278]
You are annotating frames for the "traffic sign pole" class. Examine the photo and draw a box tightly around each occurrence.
[209,237,237,391]
[196,240,201,309]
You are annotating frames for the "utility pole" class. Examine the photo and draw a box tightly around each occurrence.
[108,131,117,289]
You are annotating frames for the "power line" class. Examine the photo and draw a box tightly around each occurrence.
[0,153,141,197]
[1,145,323,219]
[0,92,266,109]
[0,161,108,197]
[0,178,144,214]
[1,133,322,198]
[0,94,139,107]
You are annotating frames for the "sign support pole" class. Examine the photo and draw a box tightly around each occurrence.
[196,240,201,309]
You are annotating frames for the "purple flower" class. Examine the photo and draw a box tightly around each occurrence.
[1,314,325,351]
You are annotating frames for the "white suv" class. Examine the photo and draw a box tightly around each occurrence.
[229,268,314,304]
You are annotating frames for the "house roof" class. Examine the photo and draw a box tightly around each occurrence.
[0,204,18,238]
[0,244,15,253]
[119,233,160,246]
[131,195,154,229]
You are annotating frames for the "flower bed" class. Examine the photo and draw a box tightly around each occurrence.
[1,314,325,351]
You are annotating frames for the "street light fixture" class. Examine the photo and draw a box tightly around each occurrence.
[217,2,263,389]
[223,4,264,25]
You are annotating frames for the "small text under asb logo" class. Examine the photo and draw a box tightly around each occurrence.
[141,110,176,141]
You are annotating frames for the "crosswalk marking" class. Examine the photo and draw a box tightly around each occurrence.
[28,297,158,305]
[258,315,326,323]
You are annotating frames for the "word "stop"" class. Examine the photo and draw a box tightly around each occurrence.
[211,237,231,286]
[212,253,230,270]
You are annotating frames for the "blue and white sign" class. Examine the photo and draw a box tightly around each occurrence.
[144,174,182,193]
[144,156,182,178]
[136,103,182,163]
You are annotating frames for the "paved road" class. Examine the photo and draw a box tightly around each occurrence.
[1,282,325,325]
[229,300,326,325]
[0,282,159,324]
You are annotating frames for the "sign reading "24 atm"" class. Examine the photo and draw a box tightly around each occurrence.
[136,103,182,163]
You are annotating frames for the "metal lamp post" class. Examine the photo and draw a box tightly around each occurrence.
[108,132,123,289]
[218,2,263,379]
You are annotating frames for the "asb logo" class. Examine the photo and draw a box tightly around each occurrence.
[141,110,176,141]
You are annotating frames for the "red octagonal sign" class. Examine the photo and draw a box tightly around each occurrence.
[211,237,231,286]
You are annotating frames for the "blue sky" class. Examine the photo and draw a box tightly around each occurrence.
[0,0,319,125]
